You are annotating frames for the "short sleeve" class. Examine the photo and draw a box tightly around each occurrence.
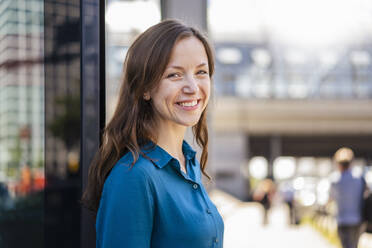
[96,164,155,248]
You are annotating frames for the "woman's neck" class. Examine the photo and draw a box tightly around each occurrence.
[155,121,187,170]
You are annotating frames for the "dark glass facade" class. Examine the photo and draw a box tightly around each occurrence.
[0,0,44,246]
[0,0,102,247]
[44,0,81,247]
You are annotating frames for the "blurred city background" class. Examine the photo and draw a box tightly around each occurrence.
[1,0,372,247]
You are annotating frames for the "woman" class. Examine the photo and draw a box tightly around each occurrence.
[82,20,224,248]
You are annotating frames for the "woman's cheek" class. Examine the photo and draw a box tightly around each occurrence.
[204,80,211,97]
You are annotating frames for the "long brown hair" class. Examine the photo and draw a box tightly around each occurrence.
[81,19,215,212]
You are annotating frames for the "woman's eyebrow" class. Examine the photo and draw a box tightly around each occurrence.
[167,63,208,70]
[196,62,208,68]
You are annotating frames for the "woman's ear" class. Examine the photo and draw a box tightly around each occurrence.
[143,92,151,101]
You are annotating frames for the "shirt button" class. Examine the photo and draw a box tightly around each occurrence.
[214,237,219,243]
[192,184,198,189]
[206,209,212,214]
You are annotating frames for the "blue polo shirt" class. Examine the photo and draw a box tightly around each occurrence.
[330,169,365,225]
[96,141,224,248]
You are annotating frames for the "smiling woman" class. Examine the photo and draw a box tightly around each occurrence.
[81,20,224,248]
[149,37,211,155]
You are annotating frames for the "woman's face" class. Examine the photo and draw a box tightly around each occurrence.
[149,36,210,128]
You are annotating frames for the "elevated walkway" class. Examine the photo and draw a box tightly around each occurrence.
[211,98,372,135]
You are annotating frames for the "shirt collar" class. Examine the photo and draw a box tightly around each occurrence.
[182,140,197,162]
[142,140,197,169]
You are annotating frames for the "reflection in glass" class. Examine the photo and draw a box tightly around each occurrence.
[0,0,44,246]
[44,0,81,246]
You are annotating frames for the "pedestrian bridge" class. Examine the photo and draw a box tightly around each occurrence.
[211,97,372,135]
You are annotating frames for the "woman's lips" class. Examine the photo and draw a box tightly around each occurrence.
[176,99,200,110]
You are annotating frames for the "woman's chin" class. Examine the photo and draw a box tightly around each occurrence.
[178,118,200,127]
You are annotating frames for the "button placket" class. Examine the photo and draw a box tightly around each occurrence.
[198,187,219,248]
[188,173,219,247]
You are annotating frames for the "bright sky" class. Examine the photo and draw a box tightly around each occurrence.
[106,1,161,33]
[106,0,372,47]
[208,0,372,46]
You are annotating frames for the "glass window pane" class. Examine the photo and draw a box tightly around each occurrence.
[0,0,44,247]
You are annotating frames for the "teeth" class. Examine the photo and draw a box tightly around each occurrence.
[179,100,197,107]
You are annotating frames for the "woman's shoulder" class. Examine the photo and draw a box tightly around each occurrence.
[106,151,156,184]
[100,152,158,198]
[100,152,157,207]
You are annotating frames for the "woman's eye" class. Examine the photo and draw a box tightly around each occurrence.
[167,72,181,78]
[197,70,208,75]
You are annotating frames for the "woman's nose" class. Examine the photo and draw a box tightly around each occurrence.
[183,75,199,94]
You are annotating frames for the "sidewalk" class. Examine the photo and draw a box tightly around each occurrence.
[210,190,337,248]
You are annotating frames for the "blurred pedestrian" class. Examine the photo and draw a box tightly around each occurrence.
[81,20,224,248]
[282,183,296,225]
[330,147,365,248]
[253,178,275,226]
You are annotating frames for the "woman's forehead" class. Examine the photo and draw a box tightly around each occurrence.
[166,37,209,68]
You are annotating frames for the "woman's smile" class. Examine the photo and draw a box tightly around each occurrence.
[176,99,200,110]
